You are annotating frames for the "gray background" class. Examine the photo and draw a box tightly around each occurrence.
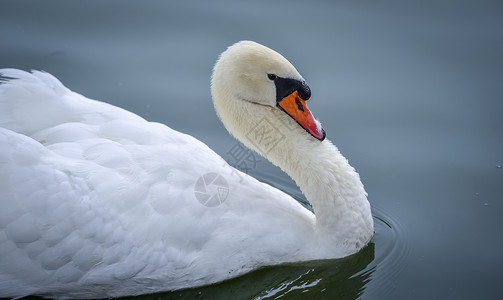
[1,0,502,299]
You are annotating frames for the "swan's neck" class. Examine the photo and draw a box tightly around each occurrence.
[214,93,373,251]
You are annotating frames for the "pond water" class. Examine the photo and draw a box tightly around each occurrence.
[1,0,502,299]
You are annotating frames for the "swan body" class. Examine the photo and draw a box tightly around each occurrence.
[0,41,373,299]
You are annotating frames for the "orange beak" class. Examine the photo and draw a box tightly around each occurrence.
[277,91,326,141]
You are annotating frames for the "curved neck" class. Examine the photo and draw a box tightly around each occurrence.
[214,93,373,250]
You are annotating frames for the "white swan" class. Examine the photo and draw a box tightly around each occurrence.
[0,41,373,299]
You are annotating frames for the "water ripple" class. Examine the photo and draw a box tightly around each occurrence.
[362,205,411,298]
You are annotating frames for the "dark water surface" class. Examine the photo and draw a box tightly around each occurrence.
[1,0,502,299]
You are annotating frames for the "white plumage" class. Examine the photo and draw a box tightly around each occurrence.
[0,41,373,299]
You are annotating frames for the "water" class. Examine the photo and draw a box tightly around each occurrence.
[1,0,502,299]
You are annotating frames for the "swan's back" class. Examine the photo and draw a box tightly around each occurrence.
[0,69,314,298]
[0,69,221,296]
[0,69,146,135]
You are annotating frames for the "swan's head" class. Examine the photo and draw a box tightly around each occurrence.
[211,41,325,141]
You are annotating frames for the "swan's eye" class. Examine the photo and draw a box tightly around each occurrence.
[267,74,277,81]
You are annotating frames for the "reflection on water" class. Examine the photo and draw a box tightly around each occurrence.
[122,244,375,300]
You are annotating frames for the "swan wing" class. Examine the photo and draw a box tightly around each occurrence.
[0,69,313,297]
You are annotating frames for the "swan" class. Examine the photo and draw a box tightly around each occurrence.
[0,41,373,299]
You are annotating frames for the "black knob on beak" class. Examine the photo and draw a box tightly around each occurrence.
[298,81,311,100]
[274,77,312,102]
